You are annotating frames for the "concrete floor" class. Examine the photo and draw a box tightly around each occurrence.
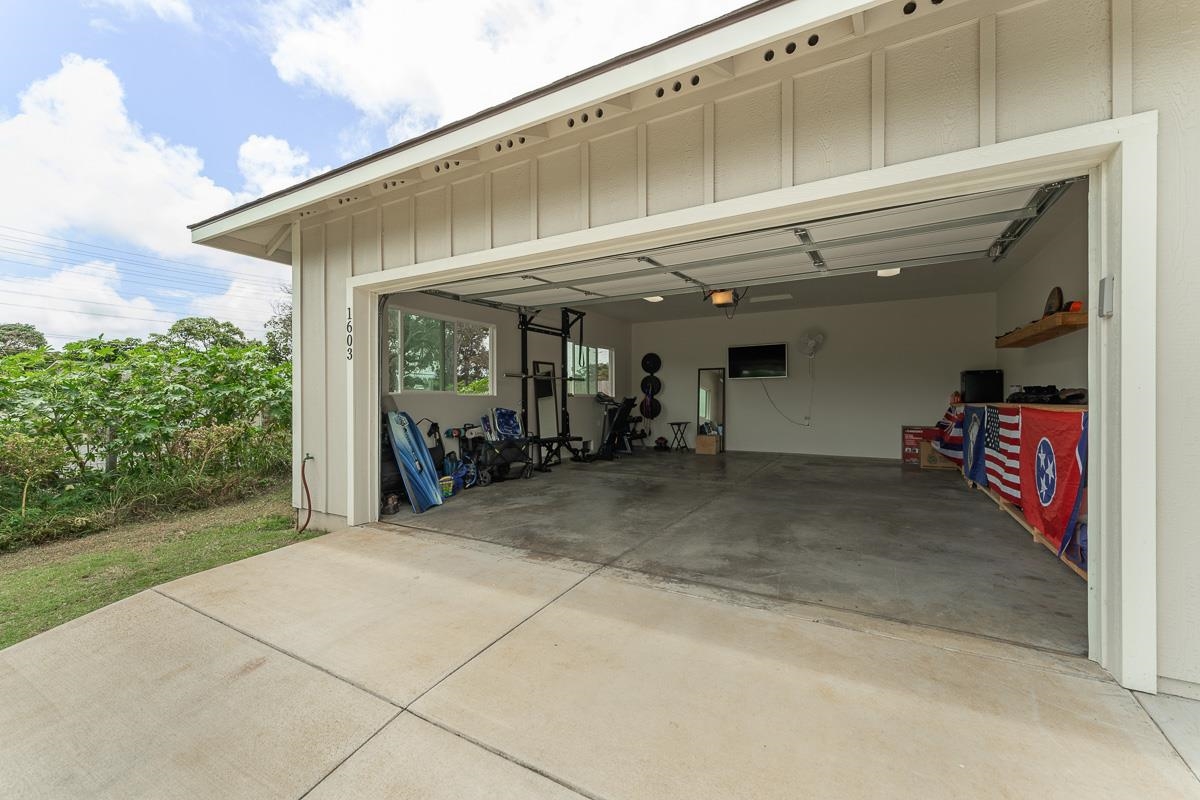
[2,524,1196,799]
[386,451,1087,654]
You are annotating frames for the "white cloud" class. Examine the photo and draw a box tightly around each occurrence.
[0,56,294,343]
[189,278,283,340]
[90,0,195,26]
[88,17,121,34]
[238,133,326,197]
[0,261,175,342]
[262,0,747,143]
[0,55,236,259]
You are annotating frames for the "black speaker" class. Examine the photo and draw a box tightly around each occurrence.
[961,369,1004,403]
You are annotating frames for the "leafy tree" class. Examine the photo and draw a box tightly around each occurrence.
[154,317,247,351]
[0,323,48,356]
[456,324,490,391]
[265,289,293,365]
[0,431,68,517]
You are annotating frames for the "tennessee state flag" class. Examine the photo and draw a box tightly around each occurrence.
[1019,408,1087,550]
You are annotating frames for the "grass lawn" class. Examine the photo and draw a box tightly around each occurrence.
[0,485,321,650]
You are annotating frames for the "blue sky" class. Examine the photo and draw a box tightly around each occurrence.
[0,0,745,345]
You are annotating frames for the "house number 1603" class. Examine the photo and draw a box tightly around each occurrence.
[345,307,353,360]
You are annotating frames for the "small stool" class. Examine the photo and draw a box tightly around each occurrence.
[668,421,690,452]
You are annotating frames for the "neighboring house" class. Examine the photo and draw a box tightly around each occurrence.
[191,0,1200,699]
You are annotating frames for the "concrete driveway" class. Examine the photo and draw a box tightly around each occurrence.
[1,525,1197,799]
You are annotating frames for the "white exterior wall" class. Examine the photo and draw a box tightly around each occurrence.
[291,0,1200,689]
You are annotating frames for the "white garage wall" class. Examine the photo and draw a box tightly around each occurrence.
[630,293,997,457]
[288,0,1200,690]
[995,185,1089,390]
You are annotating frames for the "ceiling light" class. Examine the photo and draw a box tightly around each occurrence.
[709,289,736,308]
[876,268,901,277]
[643,296,664,303]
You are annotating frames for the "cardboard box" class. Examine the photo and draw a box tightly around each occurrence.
[919,441,957,470]
[901,425,930,466]
[695,434,723,455]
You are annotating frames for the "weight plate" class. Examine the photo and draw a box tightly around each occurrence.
[640,397,662,420]
[640,375,663,396]
[1043,286,1064,317]
[641,352,662,374]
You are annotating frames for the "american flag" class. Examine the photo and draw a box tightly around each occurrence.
[932,406,964,464]
[984,405,1021,504]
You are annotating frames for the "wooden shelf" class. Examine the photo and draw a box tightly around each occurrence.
[995,311,1088,348]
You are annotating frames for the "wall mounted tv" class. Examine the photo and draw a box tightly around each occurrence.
[728,343,788,379]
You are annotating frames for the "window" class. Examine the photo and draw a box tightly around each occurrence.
[567,343,613,396]
[387,309,493,395]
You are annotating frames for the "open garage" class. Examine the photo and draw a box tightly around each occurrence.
[374,178,1091,654]
[187,0,1191,711]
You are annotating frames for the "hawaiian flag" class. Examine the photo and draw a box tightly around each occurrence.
[984,405,1021,505]
[932,406,964,464]
[1019,408,1087,551]
[962,405,989,486]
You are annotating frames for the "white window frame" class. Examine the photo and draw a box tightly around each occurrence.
[567,341,614,397]
[386,307,496,397]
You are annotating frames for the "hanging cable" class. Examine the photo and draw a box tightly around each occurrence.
[760,356,817,427]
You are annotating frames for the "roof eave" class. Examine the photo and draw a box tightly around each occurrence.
[189,0,880,245]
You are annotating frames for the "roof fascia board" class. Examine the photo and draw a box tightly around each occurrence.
[190,0,884,243]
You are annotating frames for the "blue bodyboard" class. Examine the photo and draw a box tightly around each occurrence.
[386,411,444,513]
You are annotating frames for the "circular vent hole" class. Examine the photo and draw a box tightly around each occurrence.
[903,1,917,13]
[655,86,665,98]
[443,161,450,169]
[808,34,819,46]
[672,81,682,92]
[495,143,502,152]
[434,165,441,173]
[581,112,589,122]
[763,49,775,62]
[518,136,526,144]
[785,42,796,54]
[567,117,575,128]
[690,74,700,86]
[595,108,604,118]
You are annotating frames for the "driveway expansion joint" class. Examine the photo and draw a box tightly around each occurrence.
[152,588,403,709]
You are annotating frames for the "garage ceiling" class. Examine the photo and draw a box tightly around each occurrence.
[423,180,1075,314]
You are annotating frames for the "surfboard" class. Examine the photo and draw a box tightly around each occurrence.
[386,411,444,512]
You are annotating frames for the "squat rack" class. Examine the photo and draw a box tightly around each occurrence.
[508,307,586,469]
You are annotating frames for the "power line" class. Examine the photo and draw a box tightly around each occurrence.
[0,238,288,292]
[0,255,288,300]
[1,289,276,327]
[0,225,288,287]
[0,299,273,327]
[0,243,288,294]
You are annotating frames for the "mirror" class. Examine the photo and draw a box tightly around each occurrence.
[697,367,725,442]
[532,360,559,439]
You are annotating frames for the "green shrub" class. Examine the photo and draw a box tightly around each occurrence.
[0,333,292,551]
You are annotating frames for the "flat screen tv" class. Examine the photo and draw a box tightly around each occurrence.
[729,343,787,379]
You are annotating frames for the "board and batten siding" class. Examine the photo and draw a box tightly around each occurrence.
[292,0,1200,688]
